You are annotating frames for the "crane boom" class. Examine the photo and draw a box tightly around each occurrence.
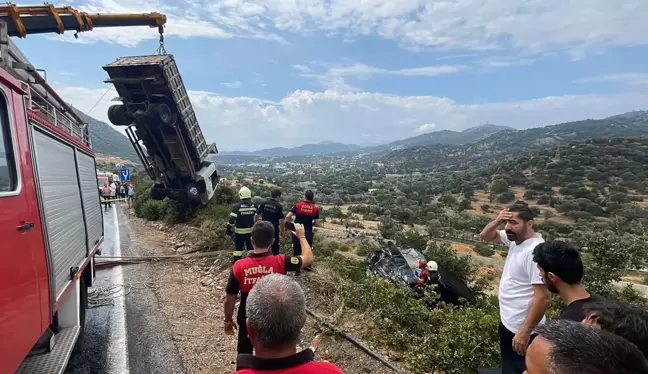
[0,3,166,38]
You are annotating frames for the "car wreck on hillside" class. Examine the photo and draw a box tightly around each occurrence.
[364,246,477,308]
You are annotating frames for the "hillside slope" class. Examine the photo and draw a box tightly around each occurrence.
[383,111,648,173]
[223,141,360,157]
[74,109,140,162]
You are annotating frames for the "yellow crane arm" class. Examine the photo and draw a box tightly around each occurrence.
[0,3,167,38]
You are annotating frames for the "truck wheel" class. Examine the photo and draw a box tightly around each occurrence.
[184,183,201,202]
[72,277,88,354]
[147,103,177,126]
[151,184,166,200]
[107,105,131,127]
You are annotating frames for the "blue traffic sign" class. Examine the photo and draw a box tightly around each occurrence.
[120,168,131,182]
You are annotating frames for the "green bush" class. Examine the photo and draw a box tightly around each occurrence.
[474,243,495,257]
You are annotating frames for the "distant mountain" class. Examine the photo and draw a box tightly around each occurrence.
[73,109,140,163]
[382,110,648,173]
[222,141,361,157]
[368,124,514,152]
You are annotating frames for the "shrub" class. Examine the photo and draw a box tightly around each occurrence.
[474,243,495,257]
[497,190,516,203]
[491,179,509,194]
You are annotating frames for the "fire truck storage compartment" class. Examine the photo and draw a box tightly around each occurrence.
[31,126,101,300]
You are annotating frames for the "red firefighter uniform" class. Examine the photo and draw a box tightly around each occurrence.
[235,349,344,373]
[225,252,303,354]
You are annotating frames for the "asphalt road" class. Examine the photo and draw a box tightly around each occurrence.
[65,204,185,374]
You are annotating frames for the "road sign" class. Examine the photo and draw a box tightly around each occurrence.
[120,168,131,182]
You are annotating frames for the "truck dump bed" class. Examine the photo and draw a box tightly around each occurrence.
[103,55,217,166]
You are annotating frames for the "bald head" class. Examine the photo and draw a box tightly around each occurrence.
[246,274,306,350]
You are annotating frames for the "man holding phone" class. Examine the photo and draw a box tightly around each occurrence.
[285,190,319,273]
[223,221,314,355]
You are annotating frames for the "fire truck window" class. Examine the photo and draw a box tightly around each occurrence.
[0,99,16,193]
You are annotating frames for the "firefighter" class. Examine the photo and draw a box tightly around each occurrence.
[254,189,284,255]
[223,221,314,355]
[227,187,257,261]
[285,190,319,273]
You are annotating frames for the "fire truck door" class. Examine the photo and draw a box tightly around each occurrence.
[0,90,42,369]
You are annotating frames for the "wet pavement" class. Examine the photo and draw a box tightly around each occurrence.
[65,204,184,374]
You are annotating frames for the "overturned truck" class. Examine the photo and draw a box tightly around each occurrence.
[365,246,477,307]
[103,54,219,205]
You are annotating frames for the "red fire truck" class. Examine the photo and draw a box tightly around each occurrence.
[0,5,166,373]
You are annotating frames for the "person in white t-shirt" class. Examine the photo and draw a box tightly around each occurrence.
[480,200,551,374]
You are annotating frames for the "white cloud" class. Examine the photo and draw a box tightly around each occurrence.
[50,0,648,55]
[480,56,535,69]
[221,81,243,88]
[45,0,285,47]
[417,123,436,133]
[574,73,648,86]
[55,83,648,152]
[291,64,312,73]
[328,63,464,78]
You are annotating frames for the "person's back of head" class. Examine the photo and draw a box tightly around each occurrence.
[583,299,648,357]
[271,189,281,200]
[529,319,648,374]
[251,221,275,251]
[245,273,306,350]
[305,190,314,202]
[532,240,584,285]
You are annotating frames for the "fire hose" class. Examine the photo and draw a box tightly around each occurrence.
[94,253,408,373]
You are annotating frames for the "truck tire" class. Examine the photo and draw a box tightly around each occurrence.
[107,104,131,127]
[151,184,166,200]
[147,103,176,126]
[72,277,88,355]
[184,183,201,202]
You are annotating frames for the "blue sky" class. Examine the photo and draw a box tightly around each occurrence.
[15,0,648,151]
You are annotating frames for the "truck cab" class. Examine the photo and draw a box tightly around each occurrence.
[102,55,220,206]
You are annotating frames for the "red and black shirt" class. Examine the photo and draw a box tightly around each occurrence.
[234,349,344,373]
[290,200,319,232]
[226,252,302,321]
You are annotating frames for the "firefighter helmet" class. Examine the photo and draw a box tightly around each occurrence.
[239,186,252,199]
[427,260,438,272]
[419,259,427,268]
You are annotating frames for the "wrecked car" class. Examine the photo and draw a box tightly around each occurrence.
[364,246,477,307]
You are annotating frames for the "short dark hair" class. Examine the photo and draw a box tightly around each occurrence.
[508,200,535,222]
[535,320,648,373]
[532,240,583,284]
[251,221,275,249]
[271,189,281,199]
[583,300,648,357]
[305,190,314,201]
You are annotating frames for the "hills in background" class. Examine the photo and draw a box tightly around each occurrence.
[222,141,361,157]
[74,109,140,163]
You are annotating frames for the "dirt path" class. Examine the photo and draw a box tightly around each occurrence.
[125,210,402,374]
[126,212,238,374]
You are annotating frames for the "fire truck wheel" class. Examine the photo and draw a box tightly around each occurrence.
[151,184,167,200]
[107,104,131,127]
[73,277,88,355]
[147,103,177,126]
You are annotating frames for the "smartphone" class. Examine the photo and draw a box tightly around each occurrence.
[284,221,296,231]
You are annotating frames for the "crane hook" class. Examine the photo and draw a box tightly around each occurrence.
[155,25,166,55]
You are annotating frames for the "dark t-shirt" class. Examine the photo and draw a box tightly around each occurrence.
[225,252,302,321]
[257,199,284,229]
[556,294,604,322]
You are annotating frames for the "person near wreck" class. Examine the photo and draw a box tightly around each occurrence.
[223,221,314,355]
[480,200,551,374]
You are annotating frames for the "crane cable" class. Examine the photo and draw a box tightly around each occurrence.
[155,25,166,55]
